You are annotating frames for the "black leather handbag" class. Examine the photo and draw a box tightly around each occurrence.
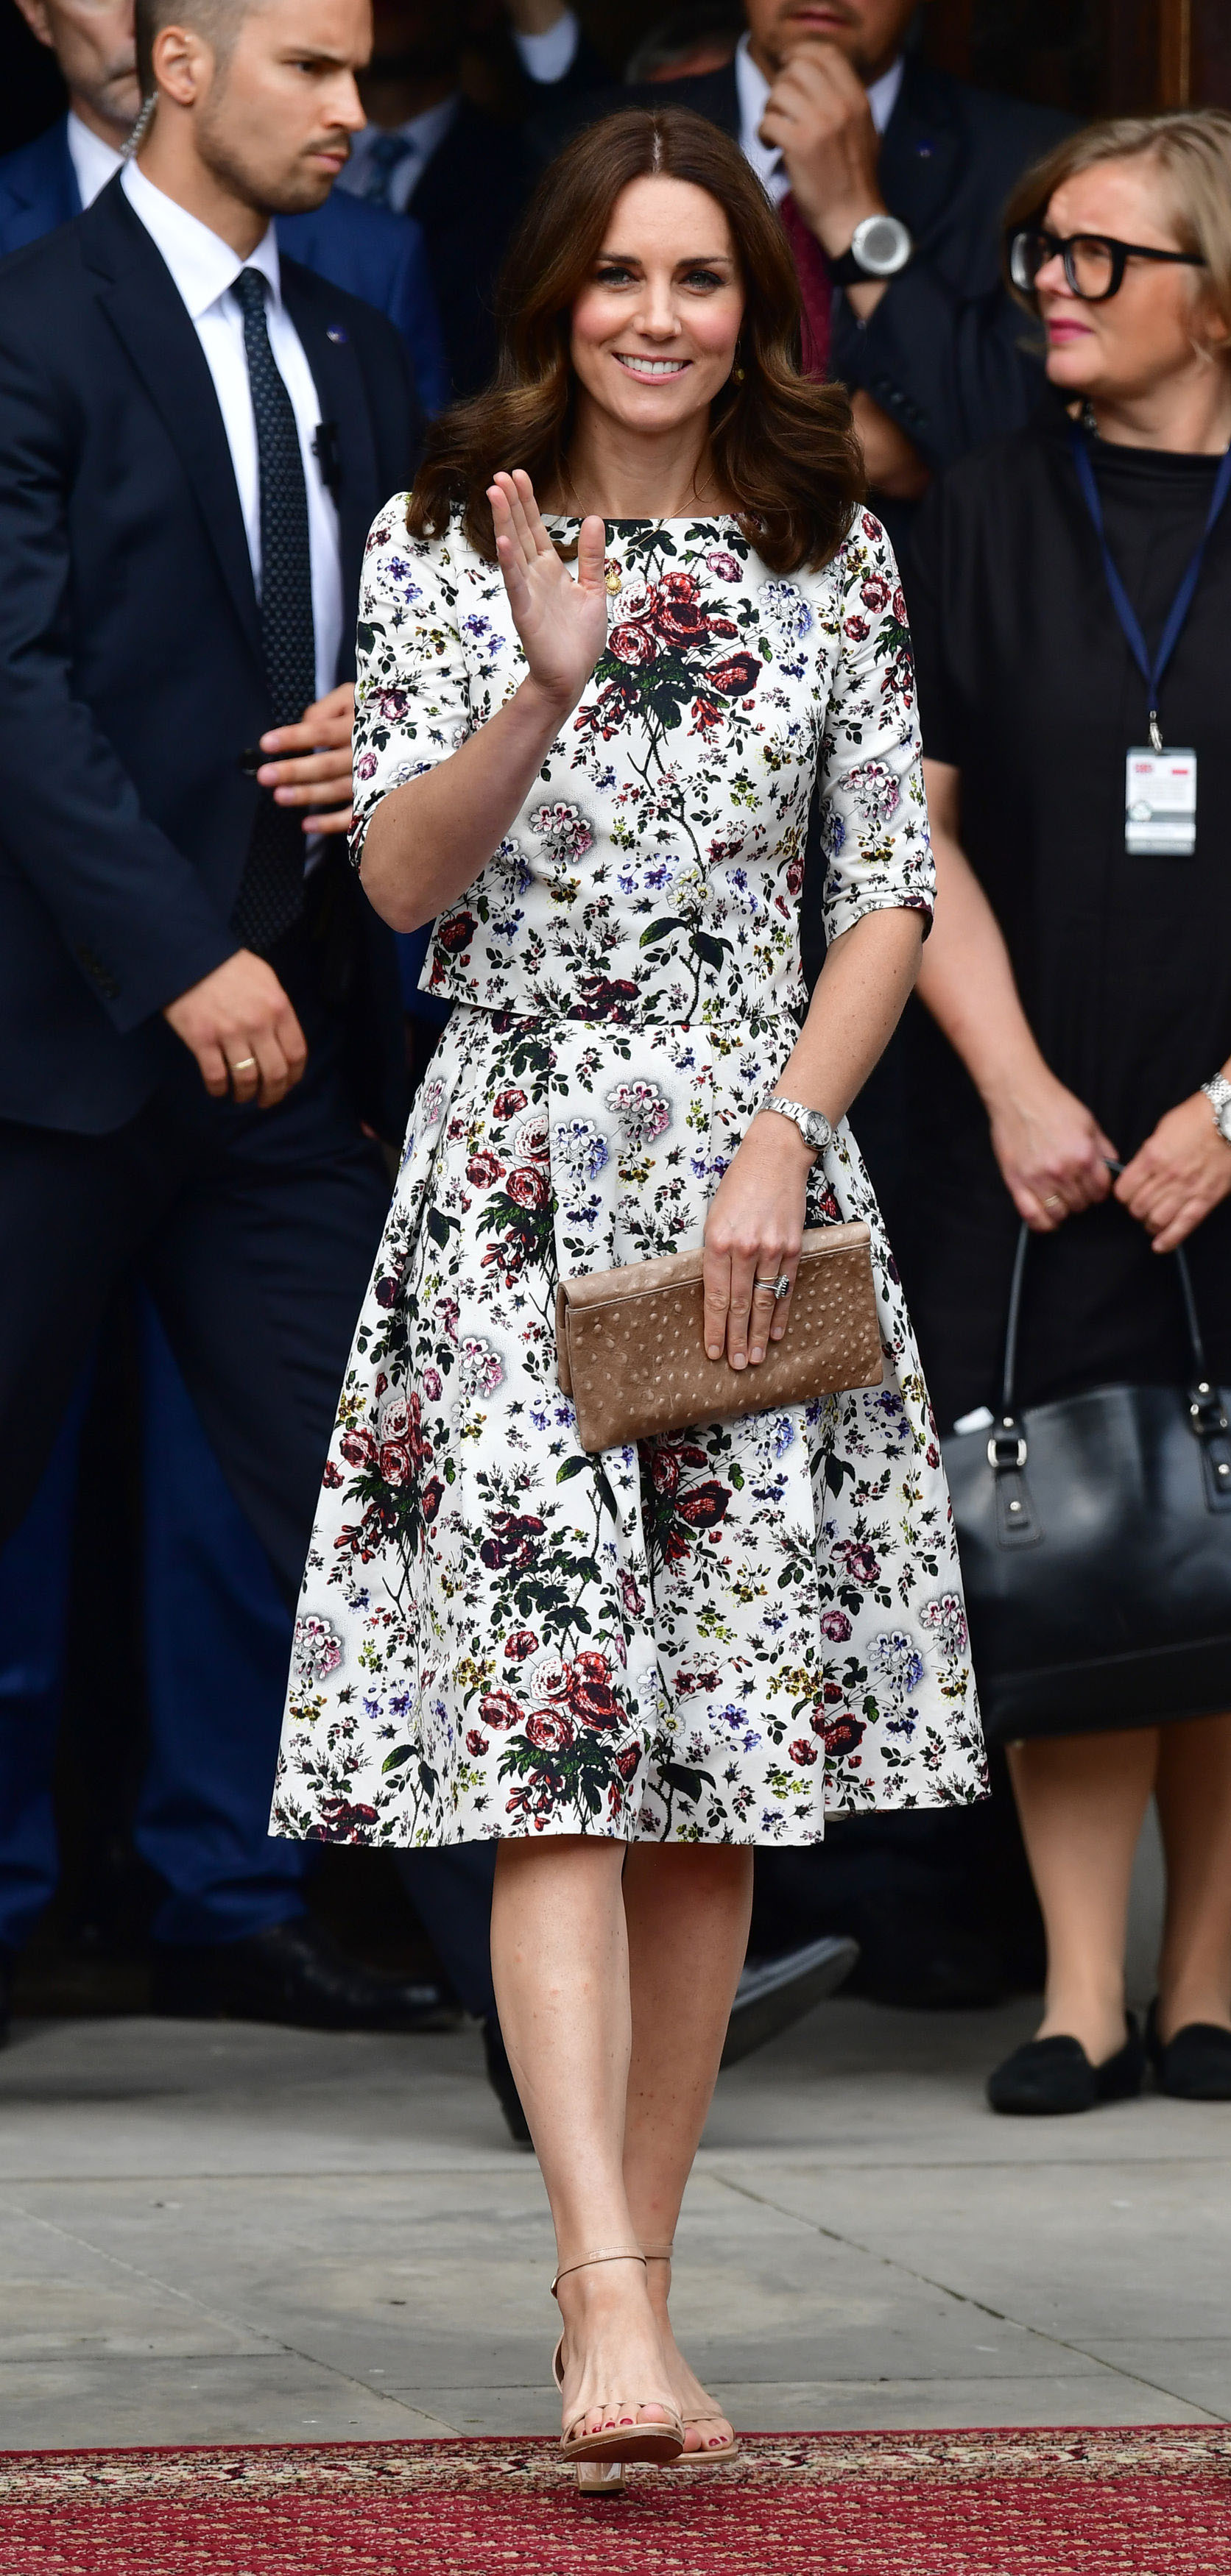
[943,1222,1231,1746]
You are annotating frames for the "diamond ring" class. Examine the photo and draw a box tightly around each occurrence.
[755,1274,791,1301]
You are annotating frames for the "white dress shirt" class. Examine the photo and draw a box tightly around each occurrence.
[735,32,904,207]
[66,110,122,208]
[121,158,343,708]
[339,9,580,214]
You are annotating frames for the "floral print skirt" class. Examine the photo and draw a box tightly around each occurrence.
[270,1006,985,1848]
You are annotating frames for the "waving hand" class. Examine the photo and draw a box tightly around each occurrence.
[488,470,608,710]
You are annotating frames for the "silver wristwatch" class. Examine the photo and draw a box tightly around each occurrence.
[762,1094,833,1158]
[1202,1073,1231,1144]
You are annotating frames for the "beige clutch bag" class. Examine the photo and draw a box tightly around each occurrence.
[556,1223,883,1453]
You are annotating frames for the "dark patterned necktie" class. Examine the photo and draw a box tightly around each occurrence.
[779,193,832,381]
[361,130,417,208]
[230,265,317,955]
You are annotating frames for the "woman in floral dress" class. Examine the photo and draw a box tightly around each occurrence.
[272,107,983,2470]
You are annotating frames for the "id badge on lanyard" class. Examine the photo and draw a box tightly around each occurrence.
[1125,748,1197,856]
[1069,422,1231,861]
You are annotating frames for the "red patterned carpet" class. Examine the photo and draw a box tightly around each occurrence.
[2,2429,1229,2575]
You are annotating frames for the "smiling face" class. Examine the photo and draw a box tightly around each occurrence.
[1037,158,1229,404]
[568,176,745,449]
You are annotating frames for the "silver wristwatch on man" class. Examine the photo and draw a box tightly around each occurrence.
[761,1094,834,1159]
[1202,1073,1231,1144]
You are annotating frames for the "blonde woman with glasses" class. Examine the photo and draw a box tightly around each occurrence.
[906,110,1231,2115]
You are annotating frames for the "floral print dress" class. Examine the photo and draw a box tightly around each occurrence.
[270,508,984,1850]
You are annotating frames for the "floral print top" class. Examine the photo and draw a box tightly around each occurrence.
[350,507,933,1027]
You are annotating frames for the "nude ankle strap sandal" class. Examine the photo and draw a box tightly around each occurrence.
[641,2244,740,2467]
[551,2248,684,2477]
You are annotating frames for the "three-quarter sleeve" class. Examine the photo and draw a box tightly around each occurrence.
[815,510,934,943]
[349,509,473,869]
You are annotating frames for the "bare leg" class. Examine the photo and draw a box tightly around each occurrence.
[1154,1713,1231,2042]
[489,1836,677,2444]
[622,1843,754,2453]
[1008,1729,1157,2064]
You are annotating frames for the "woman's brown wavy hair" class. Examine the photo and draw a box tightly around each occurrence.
[406,106,864,574]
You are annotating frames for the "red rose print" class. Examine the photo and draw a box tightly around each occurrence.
[465,1730,490,1758]
[654,596,709,646]
[706,651,762,698]
[420,1476,444,1524]
[479,1688,523,1730]
[675,1481,731,1530]
[610,620,659,668]
[436,910,476,955]
[790,1738,819,1766]
[480,1511,546,1571]
[568,1650,622,1730]
[378,1440,413,1486]
[322,1461,343,1487]
[613,1738,641,1780]
[504,1630,538,1661]
[651,1448,680,1499]
[526,1708,575,1754]
[467,1151,505,1187]
[506,1164,549,1211]
[836,1540,881,1584]
[493,1087,526,1119]
[824,1713,867,1757]
[860,573,890,612]
[339,1429,377,1467]
[818,1610,852,1643]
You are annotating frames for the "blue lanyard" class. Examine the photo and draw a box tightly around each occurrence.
[1068,420,1231,751]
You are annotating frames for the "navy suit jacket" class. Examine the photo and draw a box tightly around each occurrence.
[0,116,449,415]
[0,175,420,1137]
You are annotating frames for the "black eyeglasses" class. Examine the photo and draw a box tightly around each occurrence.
[1007,224,1207,303]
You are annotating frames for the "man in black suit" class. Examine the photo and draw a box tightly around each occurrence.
[0,0,461,2034]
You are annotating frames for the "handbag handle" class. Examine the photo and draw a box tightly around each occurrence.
[992,1179,1230,1498]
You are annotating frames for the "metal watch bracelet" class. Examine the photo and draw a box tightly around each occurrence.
[761,1094,834,1158]
[1202,1073,1231,1144]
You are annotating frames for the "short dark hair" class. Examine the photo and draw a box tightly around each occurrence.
[134,0,255,93]
[409,107,864,577]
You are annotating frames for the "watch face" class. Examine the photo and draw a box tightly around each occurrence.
[853,213,912,276]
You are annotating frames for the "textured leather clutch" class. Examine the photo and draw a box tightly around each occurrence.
[556,1223,883,1452]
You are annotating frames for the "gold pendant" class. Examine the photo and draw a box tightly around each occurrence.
[604,562,623,595]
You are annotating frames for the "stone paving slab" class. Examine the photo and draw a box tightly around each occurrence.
[0,2000,1227,2447]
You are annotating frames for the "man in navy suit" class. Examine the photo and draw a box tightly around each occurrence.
[0,0,465,2039]
[4,0,448,404]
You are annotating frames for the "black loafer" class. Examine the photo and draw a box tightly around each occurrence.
[987,2015,1144,2116]
[1146,2000,1231,2100]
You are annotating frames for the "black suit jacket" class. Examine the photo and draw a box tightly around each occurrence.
[406,102,535,401]
[537,56,1073,473]
[0,175,420,1138]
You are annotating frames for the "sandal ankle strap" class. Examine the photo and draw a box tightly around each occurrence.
[641,2244,674,2262]
[551,2247,647,2298]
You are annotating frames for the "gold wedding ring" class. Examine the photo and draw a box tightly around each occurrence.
[755,1274,791,1300]
[1043,1195,1063,1214]
[231,1056,258,1073]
